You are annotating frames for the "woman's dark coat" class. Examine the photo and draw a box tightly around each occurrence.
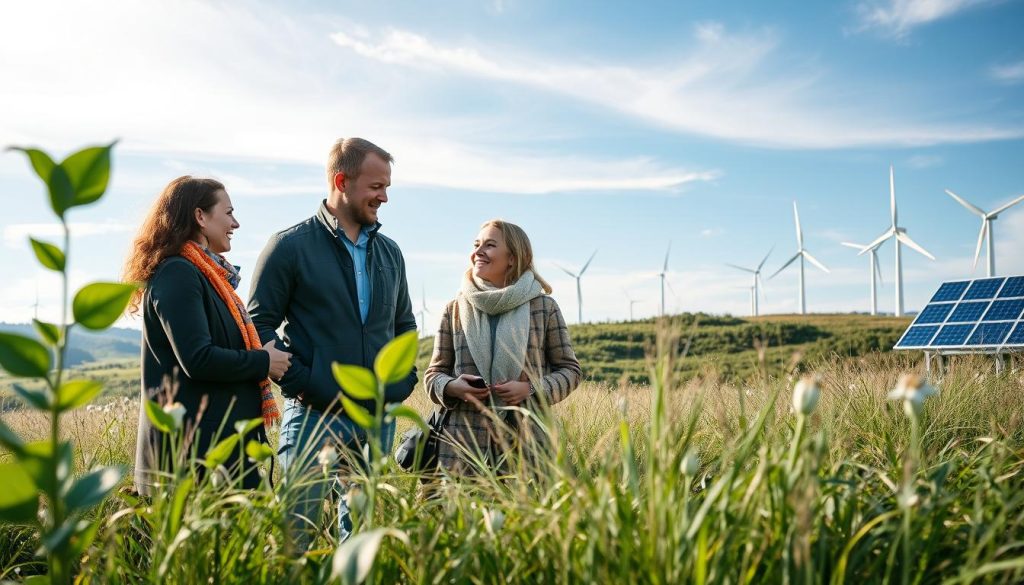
[135,255,270,493]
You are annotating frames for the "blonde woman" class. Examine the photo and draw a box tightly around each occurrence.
[423,219,581,474]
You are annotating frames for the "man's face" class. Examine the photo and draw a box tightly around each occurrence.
[338,153,391,226]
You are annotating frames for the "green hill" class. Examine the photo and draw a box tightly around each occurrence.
[417,312,915,385]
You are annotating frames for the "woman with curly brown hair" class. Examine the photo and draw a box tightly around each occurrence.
[124,176,291,494]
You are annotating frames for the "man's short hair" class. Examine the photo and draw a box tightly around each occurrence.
[326,138,393,187]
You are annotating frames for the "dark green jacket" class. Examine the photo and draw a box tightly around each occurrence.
[247,202,418,413]
[136,256,270,493]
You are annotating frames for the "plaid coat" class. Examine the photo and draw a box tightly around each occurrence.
[423,294,582,473]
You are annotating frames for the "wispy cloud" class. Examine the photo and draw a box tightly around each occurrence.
[331,24,1023,148]
[3,222,135,249]
[906,154,944,168]
[854,0,1000,37]
[989,59,1024,84]
[0,0,714,196]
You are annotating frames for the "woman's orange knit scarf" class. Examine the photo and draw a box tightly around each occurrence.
[181,240,280,427]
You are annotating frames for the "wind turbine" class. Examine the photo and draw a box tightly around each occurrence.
[769,201,830,315]
[658,242,671,317]
[944,189,1024,277]
[725,246,773,317]
[415,284,430,334]
[860,166,934,317]
[623,289,641,321]
[841,241,884,316]
[557,249,597,324]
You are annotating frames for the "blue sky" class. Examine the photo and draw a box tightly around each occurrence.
[1,0,1022,329]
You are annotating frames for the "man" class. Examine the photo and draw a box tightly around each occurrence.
[248,137,417,548]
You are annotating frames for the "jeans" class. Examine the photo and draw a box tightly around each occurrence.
[277,398,395,550]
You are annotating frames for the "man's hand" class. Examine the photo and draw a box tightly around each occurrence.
[443,374,491,405]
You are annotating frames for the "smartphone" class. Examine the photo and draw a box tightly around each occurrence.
[467,376,488,389]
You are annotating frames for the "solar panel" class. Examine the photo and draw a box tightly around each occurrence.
[896,274,1024,353]
[998,276,1024,298]
[930,281,970,302]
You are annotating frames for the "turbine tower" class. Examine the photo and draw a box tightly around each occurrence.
[841,241,884,316]
[769,201,830,315]
[944,189,1024,277]
[860,166,934,317]
[725,246,773,317]
[623,289,641,321]
[415,284,430,334]
[557,249,597,324]
[658,242,671,317]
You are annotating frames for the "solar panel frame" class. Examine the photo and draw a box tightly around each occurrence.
[895,275,1024,354]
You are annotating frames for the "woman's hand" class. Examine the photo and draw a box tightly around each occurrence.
[263,340,292,381]
[492,380,532,406]
[443,374,491,405]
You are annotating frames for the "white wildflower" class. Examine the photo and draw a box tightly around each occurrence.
[680,450,699,477]
[887,374,938,418]
[163,402,186,430]
[792,375,821,416]
[318,445,339,470]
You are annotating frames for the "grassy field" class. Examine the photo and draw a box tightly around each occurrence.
[2,317,1023,583]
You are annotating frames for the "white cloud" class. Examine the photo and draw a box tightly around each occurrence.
[331,24,1023,148]
[989,60,1024,84]
[4,222,135,249]
[906,154,944,168]
[0,0,714,196]
[855,0,999,37]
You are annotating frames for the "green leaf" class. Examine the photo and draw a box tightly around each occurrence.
[0,418,25,455]
[331,528,408,585]
[56,379,103,411]
[12,383,51,410]
[144,399,174,434]
[20,441,73,497]
[46,164,75,218]
[234,418,263,436]
[205,434,240,469]
[385,404,429,433]
[69,516,103,559]
[333,362,378,400]
[340,395,374,429]
[0,332,52,378]
[0,461,38,523]
[33,319,61,346]
[72,282,137,330]
[29,238,65,272]
[60,142,115,207]
[9,146,56,184]
[23,575,51,585]
[39,518,76,555]
[64,466,124,510]
[373,330,419,385]
[245,440,274,463]
[168,474,194,537]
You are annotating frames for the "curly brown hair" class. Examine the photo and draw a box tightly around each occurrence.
[123,176,225,314]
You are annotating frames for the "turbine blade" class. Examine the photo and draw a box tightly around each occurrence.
[872,250,884,285]
[840,242,866,251]
[990,193,1024,217]
[725,262,756,274]
[580,249,598,275]
[895,231,935,260]
[662,242,672,272]
[860,229,893,255]
[793,201,803,248]
[802,250,830,273]
[757,245,774,271]
[944,189,986,217]
[972,220,987,272]
[556,264,577,278]
[757,273,768,301]
[769,253,801,279]
[890,165,898,227]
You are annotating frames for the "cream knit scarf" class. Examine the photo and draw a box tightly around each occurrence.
[457,270,544,396]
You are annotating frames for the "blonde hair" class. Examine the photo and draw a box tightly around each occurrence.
[470,219,552,293]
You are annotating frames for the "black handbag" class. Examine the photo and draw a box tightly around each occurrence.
[394,407,453,472]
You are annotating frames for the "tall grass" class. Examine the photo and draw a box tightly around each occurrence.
[2,328,1023,583]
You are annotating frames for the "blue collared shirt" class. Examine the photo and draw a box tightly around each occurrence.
[340,224,374,323]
